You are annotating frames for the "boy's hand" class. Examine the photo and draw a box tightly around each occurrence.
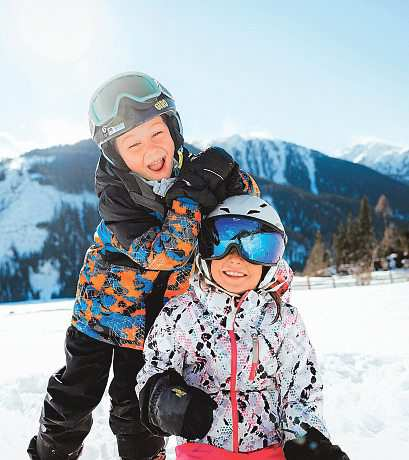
[214,164,247,202]
[165,147,237,211]
[284,424,350,460]
[184,147,237,191]
[140,369,217,440]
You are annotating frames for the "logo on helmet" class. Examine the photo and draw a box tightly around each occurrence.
[102,122,126,137]
[154,99,169,110]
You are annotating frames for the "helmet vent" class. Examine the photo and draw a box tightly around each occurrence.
[260,203,268,208]
[219,207,230,213]
[247,210,260,215]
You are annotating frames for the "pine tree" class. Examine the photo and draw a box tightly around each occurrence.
[380,223,401,255]
[345,213,359,264]
[333,222,347,269]
[355,196,375,270]
[375,194,392,228]
[304,231,329,276]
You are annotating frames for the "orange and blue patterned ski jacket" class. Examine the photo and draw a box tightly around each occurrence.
[72,153,259,349]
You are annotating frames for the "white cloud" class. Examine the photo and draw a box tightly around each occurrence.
[0,132,36,160]
[221,117,240,138]
[9,0,107,65]
[34,118,89,148]
[0,117,89,161]
[243,130,276,141]
[349,136,402,148]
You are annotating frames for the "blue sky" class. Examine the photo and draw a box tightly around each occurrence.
[0,0,408,158]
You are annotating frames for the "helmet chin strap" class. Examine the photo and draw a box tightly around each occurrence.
[195,254,240,297]
[195,254,281,295]
[257,265,280,290]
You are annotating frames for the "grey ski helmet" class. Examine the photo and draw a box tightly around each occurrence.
[89,72,183,170]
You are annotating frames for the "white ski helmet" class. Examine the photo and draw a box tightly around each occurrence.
[206,195,287,239]
[196,195,288,291]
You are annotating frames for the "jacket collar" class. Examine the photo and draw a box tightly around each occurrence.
[189,273,278,330]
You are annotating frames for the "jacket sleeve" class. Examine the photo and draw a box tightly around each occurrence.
[135,299,187,396]
[98,185,201,270]
[277,305,329,443]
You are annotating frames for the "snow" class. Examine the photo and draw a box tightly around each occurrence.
[212,135,289,186]
[29,260,61,300]
[294,145,318,194]
[211,135,322,194]
[1,281,408,459]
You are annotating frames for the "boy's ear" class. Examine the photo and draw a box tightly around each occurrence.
[100,141,130,171]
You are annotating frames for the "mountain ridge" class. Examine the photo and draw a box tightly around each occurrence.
[340,141,409,184]
[1,135,408,302]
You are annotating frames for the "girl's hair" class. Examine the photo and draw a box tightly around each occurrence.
[270,291,283,324]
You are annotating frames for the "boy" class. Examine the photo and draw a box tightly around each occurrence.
[136,195,350,460]
[28,72,259,460]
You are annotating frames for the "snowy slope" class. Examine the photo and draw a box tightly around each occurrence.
[341,141,409,184]
[1,281,408,459]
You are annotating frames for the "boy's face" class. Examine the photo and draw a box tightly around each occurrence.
[210,248,263,294]
[115,116,175,179]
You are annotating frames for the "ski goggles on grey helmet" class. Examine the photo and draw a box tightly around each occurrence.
[200,216,286,266]
[89,72,177,146]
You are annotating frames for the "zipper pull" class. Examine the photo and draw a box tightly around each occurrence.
[249,335,259,382]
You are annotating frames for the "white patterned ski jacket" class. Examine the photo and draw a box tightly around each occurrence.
[136,261,328,453]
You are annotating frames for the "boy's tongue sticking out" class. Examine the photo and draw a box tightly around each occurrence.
[147,156,166,172]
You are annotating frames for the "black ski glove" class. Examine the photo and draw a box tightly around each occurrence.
[165,147,237,211]
[139,369,217,440]
[214,163,248,203]
[284,424,350,460]
[182,147,237,191]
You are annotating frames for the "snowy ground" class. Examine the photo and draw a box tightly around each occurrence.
[1,281,408,459]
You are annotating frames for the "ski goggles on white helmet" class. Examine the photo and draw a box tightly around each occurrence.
[200,216,286,266]
[89,72,177,146]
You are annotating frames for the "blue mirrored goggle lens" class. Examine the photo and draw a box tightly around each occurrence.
[207,217,285,265]
[90,74,172,125]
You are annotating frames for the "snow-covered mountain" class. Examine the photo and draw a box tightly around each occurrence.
[341,141,409,184]
[212,135,409,203]
[0,142,100,301]
[1,136,409,302]
[212,135,320,193]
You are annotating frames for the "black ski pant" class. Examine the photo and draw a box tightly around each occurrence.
[32,325,165,459]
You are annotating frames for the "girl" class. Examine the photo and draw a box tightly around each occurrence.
[136,195,349,460]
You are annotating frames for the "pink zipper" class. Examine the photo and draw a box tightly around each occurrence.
[249,335,259,382]
[228,292,249,453]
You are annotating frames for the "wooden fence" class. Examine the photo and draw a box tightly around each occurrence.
[292,269,409,290]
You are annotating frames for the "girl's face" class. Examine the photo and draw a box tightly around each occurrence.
[115,115,175,179]
[210,248,263,294]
